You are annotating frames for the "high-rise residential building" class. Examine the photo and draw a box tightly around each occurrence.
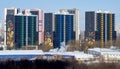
[85,11,95,40]
[95,11,116,47]
[4,8,20,49]
[5,8,44,49]
[44,13,54,42]
[85,10,116,48]
[28,9,44,45]
[53,13,74,48]
[14,13,37,49]
[60,8,80,40]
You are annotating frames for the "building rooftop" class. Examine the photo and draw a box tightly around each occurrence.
[88,47,119,52]
[0,50,43,55]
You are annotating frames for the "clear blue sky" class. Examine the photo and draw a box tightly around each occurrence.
[0,0,120,31]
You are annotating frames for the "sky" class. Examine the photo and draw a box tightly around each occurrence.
[0,0,120,31]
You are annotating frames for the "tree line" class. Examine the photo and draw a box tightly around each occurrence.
[0,59,120,69]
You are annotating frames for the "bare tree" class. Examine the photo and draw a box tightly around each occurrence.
[38,38,53,52]
[39,43,53,52]
[67,40,81,51]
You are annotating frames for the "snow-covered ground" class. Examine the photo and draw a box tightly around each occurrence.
[0,45,120,62]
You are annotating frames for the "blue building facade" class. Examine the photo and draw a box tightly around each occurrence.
[65,15,75,43]
[54,14,64,48]
[53,14,74,48]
